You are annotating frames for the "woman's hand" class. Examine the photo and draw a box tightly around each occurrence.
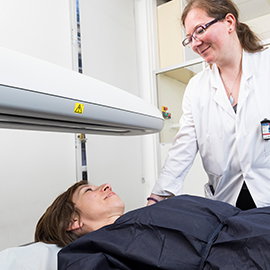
[146,193,167,206]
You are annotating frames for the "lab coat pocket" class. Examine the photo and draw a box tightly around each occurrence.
[204,171,222,198]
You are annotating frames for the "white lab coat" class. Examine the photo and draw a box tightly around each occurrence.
[153,49,270,207]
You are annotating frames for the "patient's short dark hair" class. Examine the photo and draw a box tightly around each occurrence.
[35,180,87,247]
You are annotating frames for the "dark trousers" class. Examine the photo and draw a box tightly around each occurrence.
[236,182,256,210]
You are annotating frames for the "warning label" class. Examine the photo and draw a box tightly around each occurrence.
[74,103,84,114]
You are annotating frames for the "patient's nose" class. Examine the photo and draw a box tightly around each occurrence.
[101,183,111,192]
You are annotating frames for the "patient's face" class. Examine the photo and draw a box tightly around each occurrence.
[72,183,125,232]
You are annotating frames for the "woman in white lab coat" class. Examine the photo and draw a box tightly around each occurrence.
[147,0,270,210]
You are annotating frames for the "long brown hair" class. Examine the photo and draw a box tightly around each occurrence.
[181,0,264,52]
[34,180,87,247]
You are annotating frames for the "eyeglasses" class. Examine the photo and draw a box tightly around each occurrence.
[182,18,222,47]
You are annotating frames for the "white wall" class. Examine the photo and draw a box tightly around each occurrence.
[79,0,139,95]
[0,0,77,251]
[80,0,148,211]
[246,13,270,40]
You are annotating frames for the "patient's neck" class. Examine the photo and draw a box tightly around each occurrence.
[98,215,122,229]
[84,214,122,234]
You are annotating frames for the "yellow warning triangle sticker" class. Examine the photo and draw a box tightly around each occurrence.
[74,103,84,114]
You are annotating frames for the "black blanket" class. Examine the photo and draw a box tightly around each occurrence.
[58,195,270,269]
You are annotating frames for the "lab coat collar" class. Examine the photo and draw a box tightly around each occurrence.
[241,50,254,80]
[210,50,254,117]
[237,50,254,113]
[211,64,235,118]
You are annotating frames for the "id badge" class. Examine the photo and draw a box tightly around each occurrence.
[261,118,270,140]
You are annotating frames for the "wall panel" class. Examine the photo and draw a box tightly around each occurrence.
[0,0,76,251]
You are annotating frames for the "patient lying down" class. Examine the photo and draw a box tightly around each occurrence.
[35,180,124,247]
[35,180,270,269]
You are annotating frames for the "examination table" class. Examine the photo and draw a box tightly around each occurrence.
[0,242,61,270]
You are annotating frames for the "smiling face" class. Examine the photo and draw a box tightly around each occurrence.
[184,8,232,66]
[71,183,125,234]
